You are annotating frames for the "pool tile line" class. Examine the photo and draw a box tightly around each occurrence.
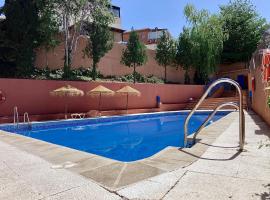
[0,110,232,132]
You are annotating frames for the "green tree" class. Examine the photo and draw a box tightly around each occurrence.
[175,28,193,84]
[37,0,60,68]
[220,0,268,63]
[121,30,147,83]
[56,0,88,79]
[55,0,113,79]
[0,17,17,77]
[83,1,113,80]
[1,0,40,76]
[155,31,176,83]
[182,4,227,83]
[0,0,59,77]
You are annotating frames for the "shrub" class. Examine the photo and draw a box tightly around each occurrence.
[30,67,164,83]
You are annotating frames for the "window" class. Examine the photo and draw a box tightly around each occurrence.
[110,6,120,18]
[148,31,164,40]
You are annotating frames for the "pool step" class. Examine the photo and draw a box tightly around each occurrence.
[185,96,248,110]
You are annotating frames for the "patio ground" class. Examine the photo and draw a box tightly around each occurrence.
[0,111,269,200]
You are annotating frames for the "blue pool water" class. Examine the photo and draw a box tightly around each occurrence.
[0,111,230,162]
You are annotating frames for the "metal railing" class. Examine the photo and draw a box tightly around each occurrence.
[23,112,31,128]
[192,102,239,142]
[13,106,19,128]
[183,78,245,151]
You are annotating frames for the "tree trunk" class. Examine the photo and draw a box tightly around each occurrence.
[92,62,97,80]
[45,51,48,68]
[164,65,167,83]
[133,64,136,84]
[63,13,72,79]
[184,70,190,84]
[64,14,69,68]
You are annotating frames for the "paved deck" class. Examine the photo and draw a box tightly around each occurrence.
[0,111,269,199]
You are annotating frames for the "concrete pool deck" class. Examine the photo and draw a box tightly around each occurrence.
[0,111,269,199]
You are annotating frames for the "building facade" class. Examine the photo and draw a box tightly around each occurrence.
[123,28,171,49]
[109,5,125,42]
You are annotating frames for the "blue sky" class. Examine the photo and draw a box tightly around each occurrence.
[1,0,269,38]
[112,0,270,38]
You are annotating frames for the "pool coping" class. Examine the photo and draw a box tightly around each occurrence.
[0,111,238,191]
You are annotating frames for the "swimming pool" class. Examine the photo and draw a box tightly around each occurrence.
[0,111,230,162]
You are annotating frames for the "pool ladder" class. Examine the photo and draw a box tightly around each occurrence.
[13,106,19,128]
[23,112,31,128]
[13,107,31,129]
[184,78,245,151]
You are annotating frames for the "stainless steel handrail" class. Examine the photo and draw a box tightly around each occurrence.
[183,78,245,151]
[13,106,19,128]
[23,112,31,128]
[192,102,239,142]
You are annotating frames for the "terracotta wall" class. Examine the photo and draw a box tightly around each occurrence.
[0,79,204,117]
[35,38,192,84]
[250,67,270,125]
[217,62,249,80]
[123,29,150,44]
[113,31,123,42]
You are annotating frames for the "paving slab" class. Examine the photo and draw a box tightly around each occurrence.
[43,183,121,200]
[117,168,186,199]
[0,141,123,199]
[163,171,270,200]
[69,156,117,174]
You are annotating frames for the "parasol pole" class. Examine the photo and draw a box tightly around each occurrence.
[98,92,102,117]
[65,101,68,119]
[126,93,129,114]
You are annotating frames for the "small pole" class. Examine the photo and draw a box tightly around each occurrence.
[126,94,129,114]
[98,93,102,117]
[65,102,68,119]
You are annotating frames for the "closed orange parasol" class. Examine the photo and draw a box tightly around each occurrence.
[87,85,115,116]
[116,86,141,114]
[50,85,84,119]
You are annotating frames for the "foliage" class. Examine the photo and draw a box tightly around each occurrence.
[37,0,61,67]
[268,95,270,108]
[56,0,89,79]
[220,0,268,63]
[107,72,164,84]
[179,4,227,84]
[155,31,176,83]
[0,20,17,77]
[0,0,60,77]
[175,28,193,84]
[55,0,113,79]
[0,0,39,77]
[83,0,113,80]
[121,30,148,83]
[31,67,163,83]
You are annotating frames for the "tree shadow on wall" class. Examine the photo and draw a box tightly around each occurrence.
[255,184,270,200]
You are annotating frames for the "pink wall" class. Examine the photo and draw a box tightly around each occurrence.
[0,79,204,117]
[35,38,193,83]
[250,67,270,126]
